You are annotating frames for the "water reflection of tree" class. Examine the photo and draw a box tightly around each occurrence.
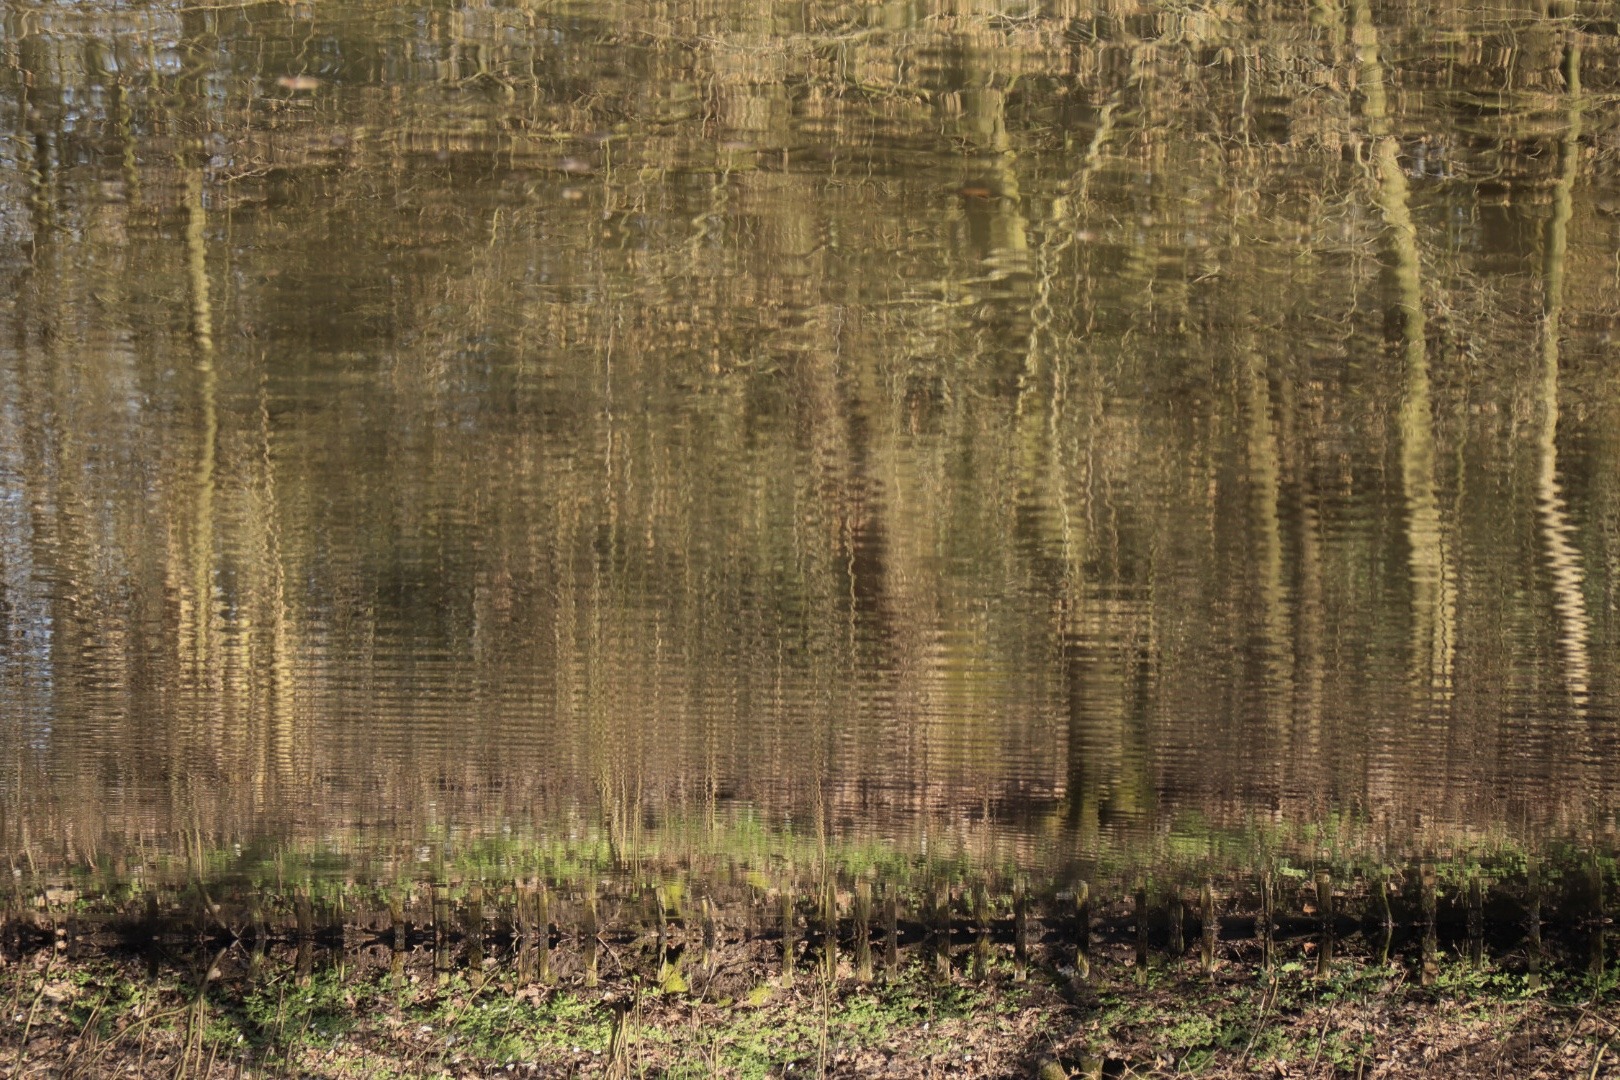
[1,0,1618,873]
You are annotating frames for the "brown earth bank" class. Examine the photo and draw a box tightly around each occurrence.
[3,937,1615,1079]
[3,861,1615,1078]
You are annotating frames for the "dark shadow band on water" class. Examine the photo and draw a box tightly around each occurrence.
[7,850,1614,983]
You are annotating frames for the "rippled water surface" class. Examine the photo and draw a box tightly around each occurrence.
[3,0,1620,882]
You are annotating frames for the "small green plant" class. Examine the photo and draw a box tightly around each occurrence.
[437,985,612,1062]
[237,967,358,1052]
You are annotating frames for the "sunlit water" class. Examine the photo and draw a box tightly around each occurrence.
[2,0,1619,884]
